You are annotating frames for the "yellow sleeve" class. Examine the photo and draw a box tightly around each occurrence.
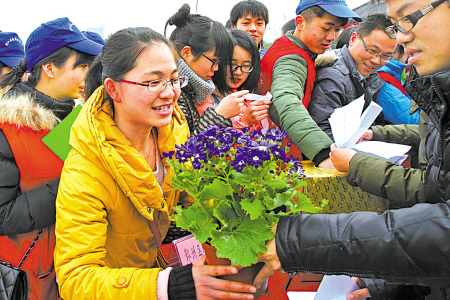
[54,152,161,300]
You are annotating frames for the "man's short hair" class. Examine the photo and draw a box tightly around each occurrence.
[230,0,269,26]
[299,6,348,26]
[356,13,394,37]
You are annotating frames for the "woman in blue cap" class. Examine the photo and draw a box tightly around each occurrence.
[0,17,102,300]
[0,31,24,77]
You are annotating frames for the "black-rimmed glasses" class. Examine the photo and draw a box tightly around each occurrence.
[357,32,393,62]
[114,76,188,92]
[227,64,254,73]
[386,0,446,37]
[202,53,221,69]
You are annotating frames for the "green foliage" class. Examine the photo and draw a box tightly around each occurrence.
[165,125,327,266]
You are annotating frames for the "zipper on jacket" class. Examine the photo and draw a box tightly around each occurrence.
[284,271,297,290]
[431,78,447,180]
[283,269,374,289]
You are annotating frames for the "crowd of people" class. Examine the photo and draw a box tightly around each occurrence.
[0,0,449,299]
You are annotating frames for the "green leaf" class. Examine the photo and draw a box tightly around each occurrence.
[174,205,218,243]
[240,198,266,220]
[210,216,274,267]
[197,179,234,202]
[289,191,329,214]
[214,201,240,229]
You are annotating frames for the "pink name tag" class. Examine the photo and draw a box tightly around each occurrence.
[167,234,205,268]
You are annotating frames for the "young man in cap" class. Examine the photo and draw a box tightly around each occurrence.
[230,0,269,58]
[255,0,450,299]
[0,32,24,77]
[308,14,397,140]
[260,0,361,168]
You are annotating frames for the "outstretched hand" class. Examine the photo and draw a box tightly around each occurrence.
[346,277,371,300]
[330,144,357,172]
[192,256,257,300]
[253,225,281,288]
[216,90,249,119]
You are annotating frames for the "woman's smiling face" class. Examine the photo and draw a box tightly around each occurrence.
[226,46,252,89]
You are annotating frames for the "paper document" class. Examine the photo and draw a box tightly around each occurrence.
[244,91,272,101]
[286,291,316,300]
[314,275,366,300]
[329,97,410,164]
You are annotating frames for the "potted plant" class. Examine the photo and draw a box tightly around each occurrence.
[163,125,327,290]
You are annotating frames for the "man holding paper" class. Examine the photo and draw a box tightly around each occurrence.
[255,0,450,299]
[308,14,397,141]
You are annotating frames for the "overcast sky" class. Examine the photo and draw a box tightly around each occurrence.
[2,0,368,44]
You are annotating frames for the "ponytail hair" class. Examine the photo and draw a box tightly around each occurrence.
[85,27,176,118]
[0,60,28,89]
[165,3,233,95]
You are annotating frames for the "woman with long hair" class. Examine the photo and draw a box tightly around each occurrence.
[165,4,248,135]
[54,27,256,300]
[0,17,102,300]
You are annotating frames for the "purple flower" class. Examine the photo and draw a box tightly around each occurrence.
[264,128,287,142]
[162,150,175,159]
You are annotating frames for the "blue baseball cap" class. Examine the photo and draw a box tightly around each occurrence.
[82,31,106,46]
[296,0,362,22]
[0,32,25,69]
[25,17,103,70]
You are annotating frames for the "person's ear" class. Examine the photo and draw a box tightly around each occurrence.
[41,62,55,79]
[181,46,194,62]
[349,32,358,48]
[104,78,122,103]
[295,15,306,31]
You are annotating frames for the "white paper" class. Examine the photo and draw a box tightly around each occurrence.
[314,275,366,300]
[243,91,272,101]
[287,291,317,300]
[329,97,410,165]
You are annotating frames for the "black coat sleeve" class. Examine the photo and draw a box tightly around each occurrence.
[275,200,450,288]
[0,129,59,235]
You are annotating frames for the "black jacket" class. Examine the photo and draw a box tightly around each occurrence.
[276,199,450,300]
[308,46,387,141]
[0,82,73,235]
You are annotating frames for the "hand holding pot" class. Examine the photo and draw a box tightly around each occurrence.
[192,256,257,300]
[254,225,282,288]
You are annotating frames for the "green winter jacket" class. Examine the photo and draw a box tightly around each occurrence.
[347,124,426,206]
[267,31,333,165]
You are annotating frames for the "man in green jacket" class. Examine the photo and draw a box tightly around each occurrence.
[262,0,361,168]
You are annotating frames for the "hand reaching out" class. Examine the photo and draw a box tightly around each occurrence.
[192,256,257,300]
[330,144,357,172]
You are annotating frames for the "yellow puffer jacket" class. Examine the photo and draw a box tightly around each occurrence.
[54,86,191,299]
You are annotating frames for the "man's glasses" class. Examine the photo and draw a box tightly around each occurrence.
[227,64,254,73]
[202,53,221,69]
[386,0,446,38]
[114,76,188,93]
[357,32,393,62]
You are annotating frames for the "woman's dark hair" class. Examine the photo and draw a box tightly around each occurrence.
[335,26,356,49]
[164,4,233,95]
[226,29,260,94]
[0,47,95,89]
[85,27,176,117]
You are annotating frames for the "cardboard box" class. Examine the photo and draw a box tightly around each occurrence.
[302,161,389,214]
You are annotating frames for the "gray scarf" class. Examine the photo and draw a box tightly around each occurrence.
[178,58,216,105]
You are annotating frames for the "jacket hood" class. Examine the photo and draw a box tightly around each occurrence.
[70,86,189,219]
[377,60,406,80]
[0,85,59,131]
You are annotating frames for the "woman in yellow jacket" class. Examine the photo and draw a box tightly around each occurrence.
[54,27,257,300]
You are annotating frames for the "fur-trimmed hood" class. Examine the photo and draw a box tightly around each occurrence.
[0,83,75,132]
[315,50,338,68]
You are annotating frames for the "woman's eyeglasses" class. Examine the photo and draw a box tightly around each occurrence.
[114,76,188,92]
[227,64,254,73]
[202,54,221,69]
